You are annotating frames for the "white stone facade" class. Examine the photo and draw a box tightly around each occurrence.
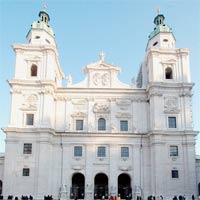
[1,9,198,200]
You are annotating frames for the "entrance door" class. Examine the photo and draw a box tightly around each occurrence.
[71,173,85,199]
[118,173,132,199]
[198,182,200,196]
[0,180,2,195]
[94,173,108,199]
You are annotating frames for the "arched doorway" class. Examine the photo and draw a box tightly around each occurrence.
[94,173,108,199]
[0,180,2,195]
[198,182,200,196]
[70,173,85,199]
[118,173,132,199]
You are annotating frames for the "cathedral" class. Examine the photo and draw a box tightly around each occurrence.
[0,6,199,200]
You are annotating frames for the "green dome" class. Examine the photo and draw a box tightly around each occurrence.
[148,13,173,40]
[31,20,55,37]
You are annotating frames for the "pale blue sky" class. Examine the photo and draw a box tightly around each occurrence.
[0,0,199,154]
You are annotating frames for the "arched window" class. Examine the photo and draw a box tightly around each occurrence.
[31,64,37,77]
[165,67,173,79]
[98,118,106,131]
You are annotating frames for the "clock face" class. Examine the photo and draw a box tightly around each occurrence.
[92,73,109,86]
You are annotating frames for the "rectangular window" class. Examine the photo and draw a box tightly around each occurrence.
[23,168,30,176]
[121,147,129,158]
[168,117,176,128]
[26,114,34,125]
[171,170,179,178]
[76,120,83,130]
[97,146,106,157]
[74,146,82,157]
[120,120,128,131]
[23,143,32,154]
[170,146,178,157]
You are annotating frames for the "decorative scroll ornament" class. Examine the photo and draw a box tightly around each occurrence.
[119,166,132,171]
[164,96,180,113]
[71,112,86,117]
[116,99,131,105]
[93,103,110,113]
[116,112,131,118]
[71,165,84,170]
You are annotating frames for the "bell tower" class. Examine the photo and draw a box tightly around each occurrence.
[26,4,56,46]
[146,7,176,50]
[145,9,191,84]
[9,5,64,129]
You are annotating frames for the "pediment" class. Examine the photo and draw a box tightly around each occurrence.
[68,53,130,88]
[83,61,121,74]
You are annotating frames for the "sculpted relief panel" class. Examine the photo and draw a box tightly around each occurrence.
[164,96,180,113]
[92,72,110,87]
[21,94,38,110]
[93,103,110,113]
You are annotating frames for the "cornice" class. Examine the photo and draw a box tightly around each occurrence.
[147,82,194,91]
[146,47,189,57]
[56,87,146,95]
[147,130,198,136]
[2,127,56,135]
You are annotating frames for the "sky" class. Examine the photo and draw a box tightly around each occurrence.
[0,0,199,154]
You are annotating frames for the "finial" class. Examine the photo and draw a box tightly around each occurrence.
[157,6,160,14]
[99,52,105,61]
[43,1,47,11]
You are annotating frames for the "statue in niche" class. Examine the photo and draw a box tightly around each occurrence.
[111,124,117,132]
[88,122,93,131]
[65,123,71,131]
[66,74,72,86]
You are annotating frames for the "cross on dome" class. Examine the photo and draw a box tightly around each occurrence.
[99,52,105,61]
[43,3,47,11]
[157,6,160,14]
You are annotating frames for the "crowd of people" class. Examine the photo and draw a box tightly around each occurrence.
[0,194,197,200]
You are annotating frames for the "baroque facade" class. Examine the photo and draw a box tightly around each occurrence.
[1,7,199,200]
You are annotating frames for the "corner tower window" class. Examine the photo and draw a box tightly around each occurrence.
[26,114,34,126]
[31,64,37,77]
[171,170,179,178]
[23,143,32,154]
[23,168,30,176]
[98,118,106,131]
[153,41,158,46]
[168,117,176,128]
[165,67,173,79]
[120,120,128,131]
